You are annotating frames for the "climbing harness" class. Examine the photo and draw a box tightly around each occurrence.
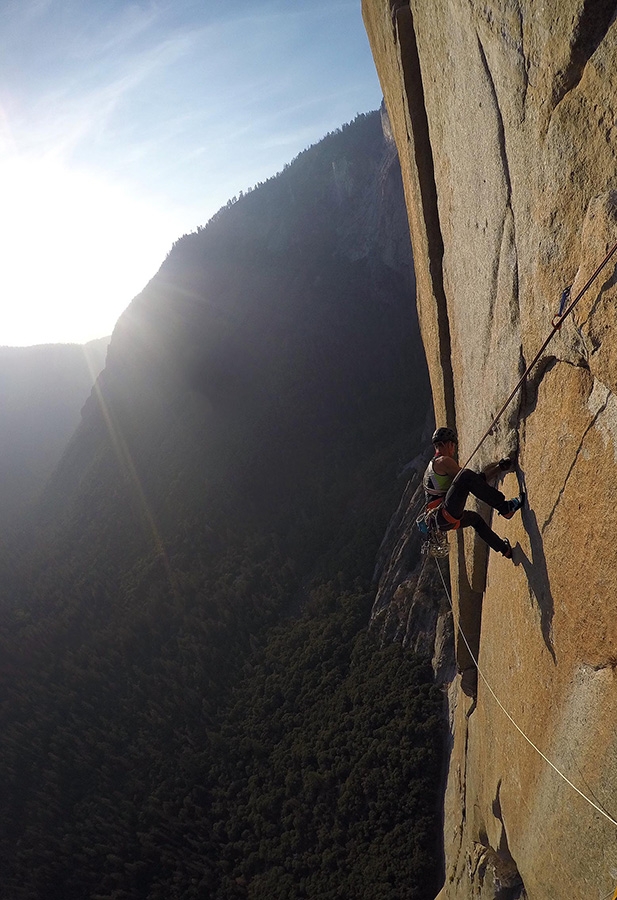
[463,237,617,469]
[416,504,449,557]
[433,557,617,831]
[438,505,461,528]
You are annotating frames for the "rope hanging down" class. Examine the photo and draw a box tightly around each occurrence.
[463,237,617,469]
[434,558,617,831]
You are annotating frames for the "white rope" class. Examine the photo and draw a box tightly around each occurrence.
[599,885,617,900]
[434,557,617,830]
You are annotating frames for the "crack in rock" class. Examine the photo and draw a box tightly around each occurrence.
[542,381,611,533]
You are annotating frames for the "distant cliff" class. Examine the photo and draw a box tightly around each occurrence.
[364,2,617,897]
[0,338,108,526]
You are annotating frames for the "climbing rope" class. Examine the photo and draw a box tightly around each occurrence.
[418,239,617,894]
[462,237,617,469]
[598,881,617,900]
[434,556,617,830]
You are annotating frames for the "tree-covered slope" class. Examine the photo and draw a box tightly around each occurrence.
[0,111,441,899]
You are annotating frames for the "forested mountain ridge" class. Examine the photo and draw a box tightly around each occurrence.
[0,337,109,527]
[0,111,443,899]
[37,111,429,588]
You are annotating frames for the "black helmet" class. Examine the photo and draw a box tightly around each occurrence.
[432,426,457,445]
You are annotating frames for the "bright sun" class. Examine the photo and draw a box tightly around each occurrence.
[0,157,186,347]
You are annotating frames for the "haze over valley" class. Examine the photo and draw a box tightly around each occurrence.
[0,111,443,900]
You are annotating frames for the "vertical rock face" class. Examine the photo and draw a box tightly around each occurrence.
[363,2,617,898]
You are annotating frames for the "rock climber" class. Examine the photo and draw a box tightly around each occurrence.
[423,426,523,558]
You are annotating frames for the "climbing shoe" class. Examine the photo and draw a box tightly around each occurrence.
[499,495,524,519]
[500,538,513,559]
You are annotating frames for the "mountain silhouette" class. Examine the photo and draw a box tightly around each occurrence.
[0,111,443,900]
[0,337,108,527]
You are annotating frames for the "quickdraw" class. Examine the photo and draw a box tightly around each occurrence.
[551,285,571,329]
[416,499,460,557]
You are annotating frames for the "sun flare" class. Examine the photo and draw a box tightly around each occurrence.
[0,156,184,347]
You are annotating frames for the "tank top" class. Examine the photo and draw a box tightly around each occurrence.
[423,458,453,500]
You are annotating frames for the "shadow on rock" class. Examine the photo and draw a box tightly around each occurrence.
[513,467,556,663]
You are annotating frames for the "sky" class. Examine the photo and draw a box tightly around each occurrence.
[0,0,383,347]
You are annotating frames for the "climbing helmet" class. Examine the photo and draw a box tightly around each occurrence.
[431,426,458,445]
